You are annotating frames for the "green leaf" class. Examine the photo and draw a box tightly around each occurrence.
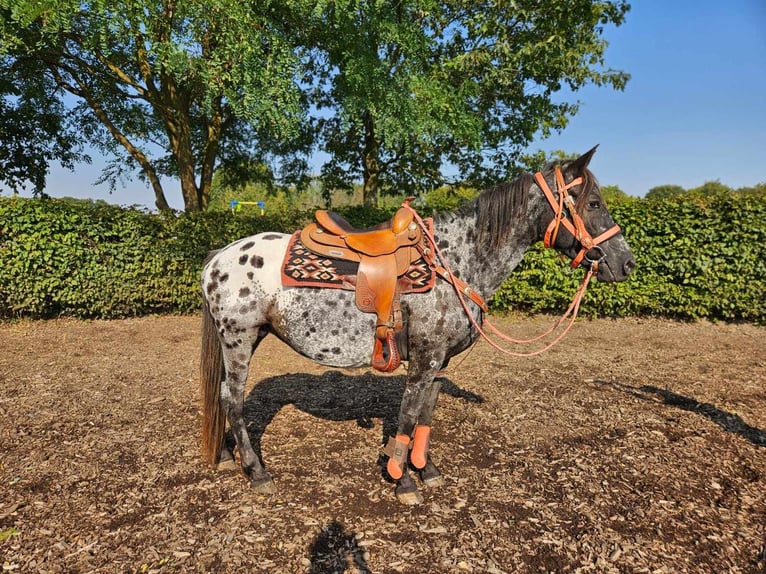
[0,527,20,542]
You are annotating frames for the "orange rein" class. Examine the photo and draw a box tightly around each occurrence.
[403,167,620,358]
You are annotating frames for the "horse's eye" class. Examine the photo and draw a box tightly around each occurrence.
[588,200,601,210]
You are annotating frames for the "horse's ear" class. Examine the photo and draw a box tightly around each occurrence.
[566,145,599,173]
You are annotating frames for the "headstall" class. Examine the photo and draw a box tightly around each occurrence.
[534,166,622,272]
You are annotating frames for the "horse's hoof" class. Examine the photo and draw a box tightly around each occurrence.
[419,462,445,488]
[251,476,277,494]
[421,474,445,489]
[395,489,424,506]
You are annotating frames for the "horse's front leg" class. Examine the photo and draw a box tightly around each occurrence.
[387,350,444,505]
[411,377,446,489]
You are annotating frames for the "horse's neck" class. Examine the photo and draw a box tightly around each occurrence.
[433,187,548,297]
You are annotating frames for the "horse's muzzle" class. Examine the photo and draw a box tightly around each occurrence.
[596,252,635,283]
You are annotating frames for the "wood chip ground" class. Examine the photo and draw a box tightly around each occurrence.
[1,316,764,573]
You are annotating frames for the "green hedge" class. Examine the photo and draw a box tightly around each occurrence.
[491,192,766,322]
[0,199,287,318]
[1,193,764,322]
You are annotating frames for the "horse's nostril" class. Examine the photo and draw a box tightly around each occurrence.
[623,259,635,276]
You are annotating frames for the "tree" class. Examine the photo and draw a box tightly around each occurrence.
[735,182,766,197]
[646,184,686,200]
[2,0,630,210]
[0,55,86,195]
[601,184,631,204]
[308,0,630,205]
[688,180,732,197]
[1,0,311,211]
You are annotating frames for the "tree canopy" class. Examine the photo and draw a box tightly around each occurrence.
[600,184,630,204]
[308,0,631,204]
[646,181,742,201]
[1,0,311,211]
[646,184,686,200]
[1,0,631,210]
[0,55,86,194]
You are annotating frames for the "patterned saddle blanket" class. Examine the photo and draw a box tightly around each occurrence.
[280,232,435,294]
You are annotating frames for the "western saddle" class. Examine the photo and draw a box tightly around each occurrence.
[300,199,424,372]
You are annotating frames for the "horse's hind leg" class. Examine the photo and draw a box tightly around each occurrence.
[220,329,276,493]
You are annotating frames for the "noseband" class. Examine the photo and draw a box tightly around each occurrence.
[534,167,621,271]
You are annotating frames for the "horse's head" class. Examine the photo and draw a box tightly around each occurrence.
[536,146,635,283]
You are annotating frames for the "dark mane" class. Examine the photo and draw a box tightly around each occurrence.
[441,163,597,250]
[454,172,534,249]
[574,167,597,210]
[537,161,597,208]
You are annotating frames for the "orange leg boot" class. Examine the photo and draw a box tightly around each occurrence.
[383,434,411,480]
[410,425,431,469]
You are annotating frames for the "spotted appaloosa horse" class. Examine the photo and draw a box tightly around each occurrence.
[200,147,635,504]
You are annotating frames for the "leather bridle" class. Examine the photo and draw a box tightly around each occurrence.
[534,166,622,271]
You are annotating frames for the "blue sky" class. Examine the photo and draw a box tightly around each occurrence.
[539,0,766,197]
[13,0,766,209]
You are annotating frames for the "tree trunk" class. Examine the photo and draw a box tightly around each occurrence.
[146,171,171,212]
[362,111,380,207]
[170,122,201,212]
[179,163,200,212]
[87,90,172,211]
[175,114,200,212]
[198,100,224,211]
[161,82,202,212]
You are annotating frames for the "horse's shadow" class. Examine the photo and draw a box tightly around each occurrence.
[598,380,766,447]
[237,370,483,459]
[309,521,369,574]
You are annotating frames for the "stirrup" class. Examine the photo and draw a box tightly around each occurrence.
[371,328,401,372]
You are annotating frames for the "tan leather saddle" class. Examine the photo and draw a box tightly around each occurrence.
[300,199,424,372]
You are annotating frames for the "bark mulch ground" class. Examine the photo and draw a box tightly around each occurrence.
[1,315,764,573]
